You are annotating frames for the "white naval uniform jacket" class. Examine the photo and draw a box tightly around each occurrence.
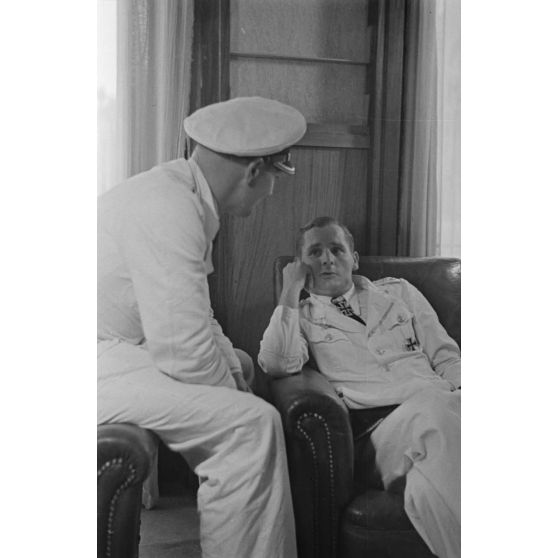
[98,158,241,388]
[259,275,461,408]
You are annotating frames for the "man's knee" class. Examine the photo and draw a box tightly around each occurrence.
[406,388,459,419]
[221,397,284,471]
[244,396,282,430]
[387,388,460,442]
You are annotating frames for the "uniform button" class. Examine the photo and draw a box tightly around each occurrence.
[376,348,385,355]
[397,314,405,323]
[325,334,332,341]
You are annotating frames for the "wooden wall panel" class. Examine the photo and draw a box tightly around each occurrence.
[230,59,369,125]
[211,147,369,395]
[230,0,370,61]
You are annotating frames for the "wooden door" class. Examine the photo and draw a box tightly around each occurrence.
[193,0,373,396]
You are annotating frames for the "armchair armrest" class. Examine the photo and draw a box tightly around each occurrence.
[97,424,158,558]
[270,366,354,558]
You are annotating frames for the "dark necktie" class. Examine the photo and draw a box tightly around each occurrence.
[331,296,366,326]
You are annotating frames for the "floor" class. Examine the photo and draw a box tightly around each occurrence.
[139,494,202,558]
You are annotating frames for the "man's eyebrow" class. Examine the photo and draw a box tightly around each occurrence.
[305,241,346,251]
[306,243,322,251]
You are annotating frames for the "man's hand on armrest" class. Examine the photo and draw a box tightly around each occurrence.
[232,370,252,392]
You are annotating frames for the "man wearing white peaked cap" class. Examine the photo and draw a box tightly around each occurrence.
[98,97,306,558]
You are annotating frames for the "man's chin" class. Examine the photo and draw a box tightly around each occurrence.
[309,277,353,298]
[309,284,343,298]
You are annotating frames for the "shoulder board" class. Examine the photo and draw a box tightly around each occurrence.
[372,277,402,286]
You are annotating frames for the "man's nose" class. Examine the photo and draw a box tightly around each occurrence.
[320,249,333,264]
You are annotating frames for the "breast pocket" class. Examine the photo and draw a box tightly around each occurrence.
[305,325,353,372]
[378,306,420,353]
[306,325,349,345]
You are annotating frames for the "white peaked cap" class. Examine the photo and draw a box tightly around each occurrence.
[183,96,307,157]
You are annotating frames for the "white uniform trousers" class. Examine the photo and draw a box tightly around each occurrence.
[98,340,297,558]
[371,388,460,558]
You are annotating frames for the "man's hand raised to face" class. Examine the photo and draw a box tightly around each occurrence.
[279,259,313,309]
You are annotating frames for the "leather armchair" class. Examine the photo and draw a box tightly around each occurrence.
[97,424,159,558]
[269,256,460,558]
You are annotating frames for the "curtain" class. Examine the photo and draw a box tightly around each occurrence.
[98,0,118,194]
[435,0,460,257]
[397,0,439,256]
[367,0,460,257]
[97,0,194,195]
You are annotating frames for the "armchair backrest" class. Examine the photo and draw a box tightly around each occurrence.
[273,256,461,347]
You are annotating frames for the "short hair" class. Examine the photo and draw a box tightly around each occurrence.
[295,216,355,256]
[186,140,256,166]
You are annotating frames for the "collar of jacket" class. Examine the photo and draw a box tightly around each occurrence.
[186,158,220,223]
[301,275,404,334]
[184,158,220,274]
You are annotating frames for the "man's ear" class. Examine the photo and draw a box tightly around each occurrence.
[352,251,359,271]
[245,158,264,185]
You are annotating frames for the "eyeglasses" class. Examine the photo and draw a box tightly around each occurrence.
[263,150,295,175]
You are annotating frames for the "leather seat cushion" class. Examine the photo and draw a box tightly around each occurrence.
[341,490,435,558]
[344,489,413,530]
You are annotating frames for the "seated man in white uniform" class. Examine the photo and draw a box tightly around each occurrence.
[98,97,306,558]
[258,216,461,558]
